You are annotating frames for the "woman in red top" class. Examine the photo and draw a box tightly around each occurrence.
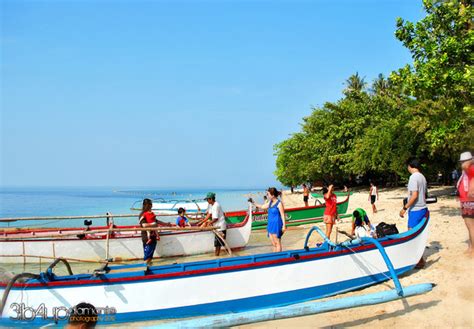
[457,152,474,257]
[323,184,338,239]
[139,198,171,265]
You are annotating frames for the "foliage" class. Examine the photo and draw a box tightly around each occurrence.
[274,0,473,187]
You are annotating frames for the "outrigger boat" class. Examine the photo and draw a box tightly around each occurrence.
[225,192,350,229]
[0,211,430,326]
[0,209,252,264]
[311,190,354,198]
[130,199,208,215]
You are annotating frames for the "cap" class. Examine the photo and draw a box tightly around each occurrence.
[459,151,473,162]
[204,192,216,200]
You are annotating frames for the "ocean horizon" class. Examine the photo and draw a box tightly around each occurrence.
[0,186,272,228]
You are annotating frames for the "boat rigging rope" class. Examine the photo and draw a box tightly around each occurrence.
[343,244,394,283]
[0,272,40,315]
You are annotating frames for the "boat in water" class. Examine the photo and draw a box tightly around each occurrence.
[130,198,208,215]
[226,192,350,230]
[0,208,253,264]
[0,212,429,325]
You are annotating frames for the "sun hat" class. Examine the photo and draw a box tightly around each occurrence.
[204,192,216,200]
[459,151,473,162]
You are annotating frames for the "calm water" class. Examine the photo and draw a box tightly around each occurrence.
[0,187,267,228]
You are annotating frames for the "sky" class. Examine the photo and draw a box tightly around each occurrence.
[0,0,424,189]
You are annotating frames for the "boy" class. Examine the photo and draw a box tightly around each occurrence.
[176,207,192,227]
[351,208,373,238]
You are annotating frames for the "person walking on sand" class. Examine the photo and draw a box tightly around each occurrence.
[399,158,428,268]
[457,151,474,257]
[251,187,286,252]
[368,181,379,214]
[198,192,227,256]
[303,184,310,207]
[323,185,338,240]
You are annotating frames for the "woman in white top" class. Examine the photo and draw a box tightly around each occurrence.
[369,181,379,214]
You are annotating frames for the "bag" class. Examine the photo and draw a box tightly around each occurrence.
[376,222,399,238]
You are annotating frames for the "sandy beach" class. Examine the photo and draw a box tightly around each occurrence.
[236,186,474,328]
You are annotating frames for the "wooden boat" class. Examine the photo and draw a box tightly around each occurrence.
[0,212,429,326]
[130,198,208,215]
[225,192,350,230]
[0,209,252,263]
[311,190,354,198]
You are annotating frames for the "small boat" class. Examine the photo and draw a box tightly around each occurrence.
[0,212,429,325]
[0,209,252,263]
[311,190,354,198]
[131,199,208,215]
[226,192,350,229]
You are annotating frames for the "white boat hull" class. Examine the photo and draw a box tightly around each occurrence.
[0,213,252,263]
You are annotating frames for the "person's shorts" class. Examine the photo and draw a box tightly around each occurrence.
[370,195,376,204]
[461,201,474,218]
[303,196,309,202]
[408,208,428,229]
[323,214,336,224]
[214,230,227,247]
[143,240,157,261]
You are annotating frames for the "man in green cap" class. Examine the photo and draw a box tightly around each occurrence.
[199,192,227,256]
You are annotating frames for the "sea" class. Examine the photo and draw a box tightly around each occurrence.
[0,186,268,228]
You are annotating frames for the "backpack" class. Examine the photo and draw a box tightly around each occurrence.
[376,222,399,238]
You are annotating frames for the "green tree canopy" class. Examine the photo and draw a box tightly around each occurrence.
[275,0,473,187]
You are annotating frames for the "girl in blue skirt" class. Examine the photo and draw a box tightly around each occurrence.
[251,187,286,252]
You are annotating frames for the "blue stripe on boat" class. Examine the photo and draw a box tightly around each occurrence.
[0,264,414,327]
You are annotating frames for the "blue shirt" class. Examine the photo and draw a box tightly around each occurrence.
[176,216,189,227]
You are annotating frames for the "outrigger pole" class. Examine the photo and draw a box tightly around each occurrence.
[152,283,434,328]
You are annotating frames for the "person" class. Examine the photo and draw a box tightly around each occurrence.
[323,184,338,239]
[368,181,379,214]
[199,192,227,256]
[451,168,459,186]
[66,302,98,329]
[457,151,474,257]
[399,158,428,268]
[251,187,286,252]
[139,198,170,265]
[139,198,159,245]
[351,208,373,238]
[175,207,191,227]
[303,184,310,207]
[437,171,443,184]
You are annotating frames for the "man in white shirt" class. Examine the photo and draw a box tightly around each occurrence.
[200,192,227,256]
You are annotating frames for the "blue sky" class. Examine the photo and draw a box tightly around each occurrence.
[1,0,424,188]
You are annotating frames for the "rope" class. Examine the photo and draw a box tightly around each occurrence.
[342,244,393,282]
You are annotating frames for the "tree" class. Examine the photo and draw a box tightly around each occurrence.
[393,0,473,103]
[343,72,367,98]
[274,0,473,187]
[392,0,474,160]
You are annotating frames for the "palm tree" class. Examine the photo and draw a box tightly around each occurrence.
[371,74,390,95]
[343,72,367,97]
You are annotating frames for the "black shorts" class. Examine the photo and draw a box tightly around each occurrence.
[370,195,376,204]
[214,230,227,247]
[303,196,309,202]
